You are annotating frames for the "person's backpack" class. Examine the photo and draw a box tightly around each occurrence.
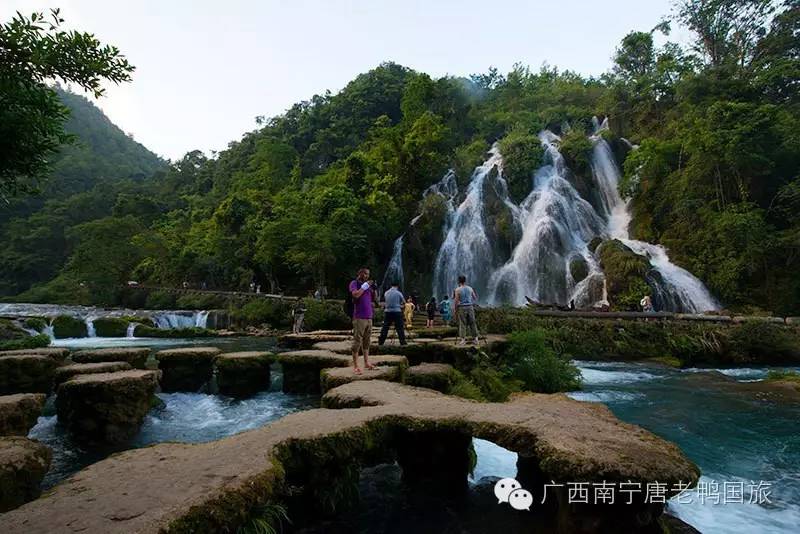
[344,280,355,318]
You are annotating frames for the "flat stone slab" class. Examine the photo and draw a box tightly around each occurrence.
[71,348,150,369]
[0,348,70,362]
[277,350,408,393]
[215,352,273,398]
[321,365,401,392]
[155,347,221,392]
[0,381,698,533]
[0,394,46,436]
[279,332,351,348]
[405,363,457,393]
[56,370,159,445]
[0,355,57,395]
[54,362,133,385]
[0,436,51,513]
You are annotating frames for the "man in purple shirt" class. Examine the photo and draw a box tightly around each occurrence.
[349,267,376,374]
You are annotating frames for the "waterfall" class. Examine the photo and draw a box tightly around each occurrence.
[486,131,606,306]
[85,317,97,338]
[152,311,208,329]
[126,323,137,338]
[589,119,720,312]
[432,145,504,300]
[194,310,209,329]
[381,235,405,293]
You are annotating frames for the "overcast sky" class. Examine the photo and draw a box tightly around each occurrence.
[4,0,681,160]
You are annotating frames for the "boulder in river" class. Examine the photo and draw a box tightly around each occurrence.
[0,355,57,395]
[71,348,150,369]
[155,347,221,392]
[215,351,273,398]
[56,370,159,445]
[0,394,46,436]
[54,362,133,386]
[51,315,87,339]
[0,436,51,512]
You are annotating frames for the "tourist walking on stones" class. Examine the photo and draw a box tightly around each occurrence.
[292,298,307,333]
[454,275,479,345]
[378,281,407,346]
[403,296,416,330]
[349,268,377,374]
[425,297,437,328]
[439,294,452,325]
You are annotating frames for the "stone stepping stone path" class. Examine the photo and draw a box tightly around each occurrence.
[0,436,51,513]
[155,347,221,392]
[276,350,407,393]
[54,362,134,386]
[405,363,457,393]
[215,351,273,398]
[321,365,401,392]
[0,348,70,363]
[0,394,46,436]
[56,370,159,445]
[0,379,699,533]
[71,348,150,369]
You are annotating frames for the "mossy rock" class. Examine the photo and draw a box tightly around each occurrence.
[92,318,130,337]
[0,347,68,362]
[51,315,88,339]
[0,394,46,436]
[156,347,221,392]
[215,352,273,398]
[72,348,150,369]
[276,350,407,394]
[320,365,402,392]
[597,239,651,311]
[54,362,134,386]
[0,334,53,353]
[588,236,603,254]
[404,363,457,393]
[569,256,589,283]
[0,319,27,342]
[22,317,47,333]
[56,370,159,445]
[0,437,52,513]
[0,355,57,395]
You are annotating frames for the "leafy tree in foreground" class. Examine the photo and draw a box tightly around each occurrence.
[0,8,134,199]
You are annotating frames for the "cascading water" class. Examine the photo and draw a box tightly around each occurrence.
[85,317,97,338]
[126,323,137,338]
[486,131,606,307]
[589,118,720,313]
[432,145,505,300]
[381,235,405,293]
[419,118,720,312]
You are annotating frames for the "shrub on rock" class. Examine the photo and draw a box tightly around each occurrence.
[506,329,582,393]
[597,239,652,311]
[156,347,221,392]
[72,348,150,369]
[51,315,87,339]
[0,334,51,352]
[0,355,57,395]
[56,370,159,445]
[92,318,129,337]
[22,317,47,333]
[215,352,273,398]
[0,436,52,512]
[0,394,46,436]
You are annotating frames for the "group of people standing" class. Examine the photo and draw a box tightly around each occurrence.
[347,267,480,374]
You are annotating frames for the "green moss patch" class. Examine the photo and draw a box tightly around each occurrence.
[51,315,87,339]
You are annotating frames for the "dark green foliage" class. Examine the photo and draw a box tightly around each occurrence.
[0,333,51,351]
[559,127,594,181]
[175,293,229,310]
[93,317,128,337]
[144,291,177,310]
[766,369,800,383]
[728,321,800,362]
[23,317,47,332]
[498,128,544,203]
[597,239,651,310]
[467,365,522,402]
[233,300,292,328]
[51,315,87,338]
[302,299,351,331]
[506,330,582,393]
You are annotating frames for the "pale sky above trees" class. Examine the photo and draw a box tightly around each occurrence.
[3,0,680,160]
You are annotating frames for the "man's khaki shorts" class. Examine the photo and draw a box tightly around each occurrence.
[352,318,372,353]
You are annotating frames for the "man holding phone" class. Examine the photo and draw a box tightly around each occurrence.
[349,267,377,374]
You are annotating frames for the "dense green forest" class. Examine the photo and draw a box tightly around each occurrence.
[1,0,798,314]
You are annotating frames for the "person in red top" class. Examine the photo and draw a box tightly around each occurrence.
[349,267,377,374]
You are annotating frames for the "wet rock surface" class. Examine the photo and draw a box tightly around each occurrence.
[215,351,273,398]
[277,350,407,393]
[54,361,134,385]
[155,347,221,392]
[0,347,70,363]
[321,365,401,392]
[56,370,159,445]
[0,436,51,513]
[71,348,150,369]
[0,355,57,395]
[0,394,46,436]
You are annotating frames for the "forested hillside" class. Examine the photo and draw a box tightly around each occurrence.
[2,0,798,314]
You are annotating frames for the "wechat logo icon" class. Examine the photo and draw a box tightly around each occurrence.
[494,478,533,511]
